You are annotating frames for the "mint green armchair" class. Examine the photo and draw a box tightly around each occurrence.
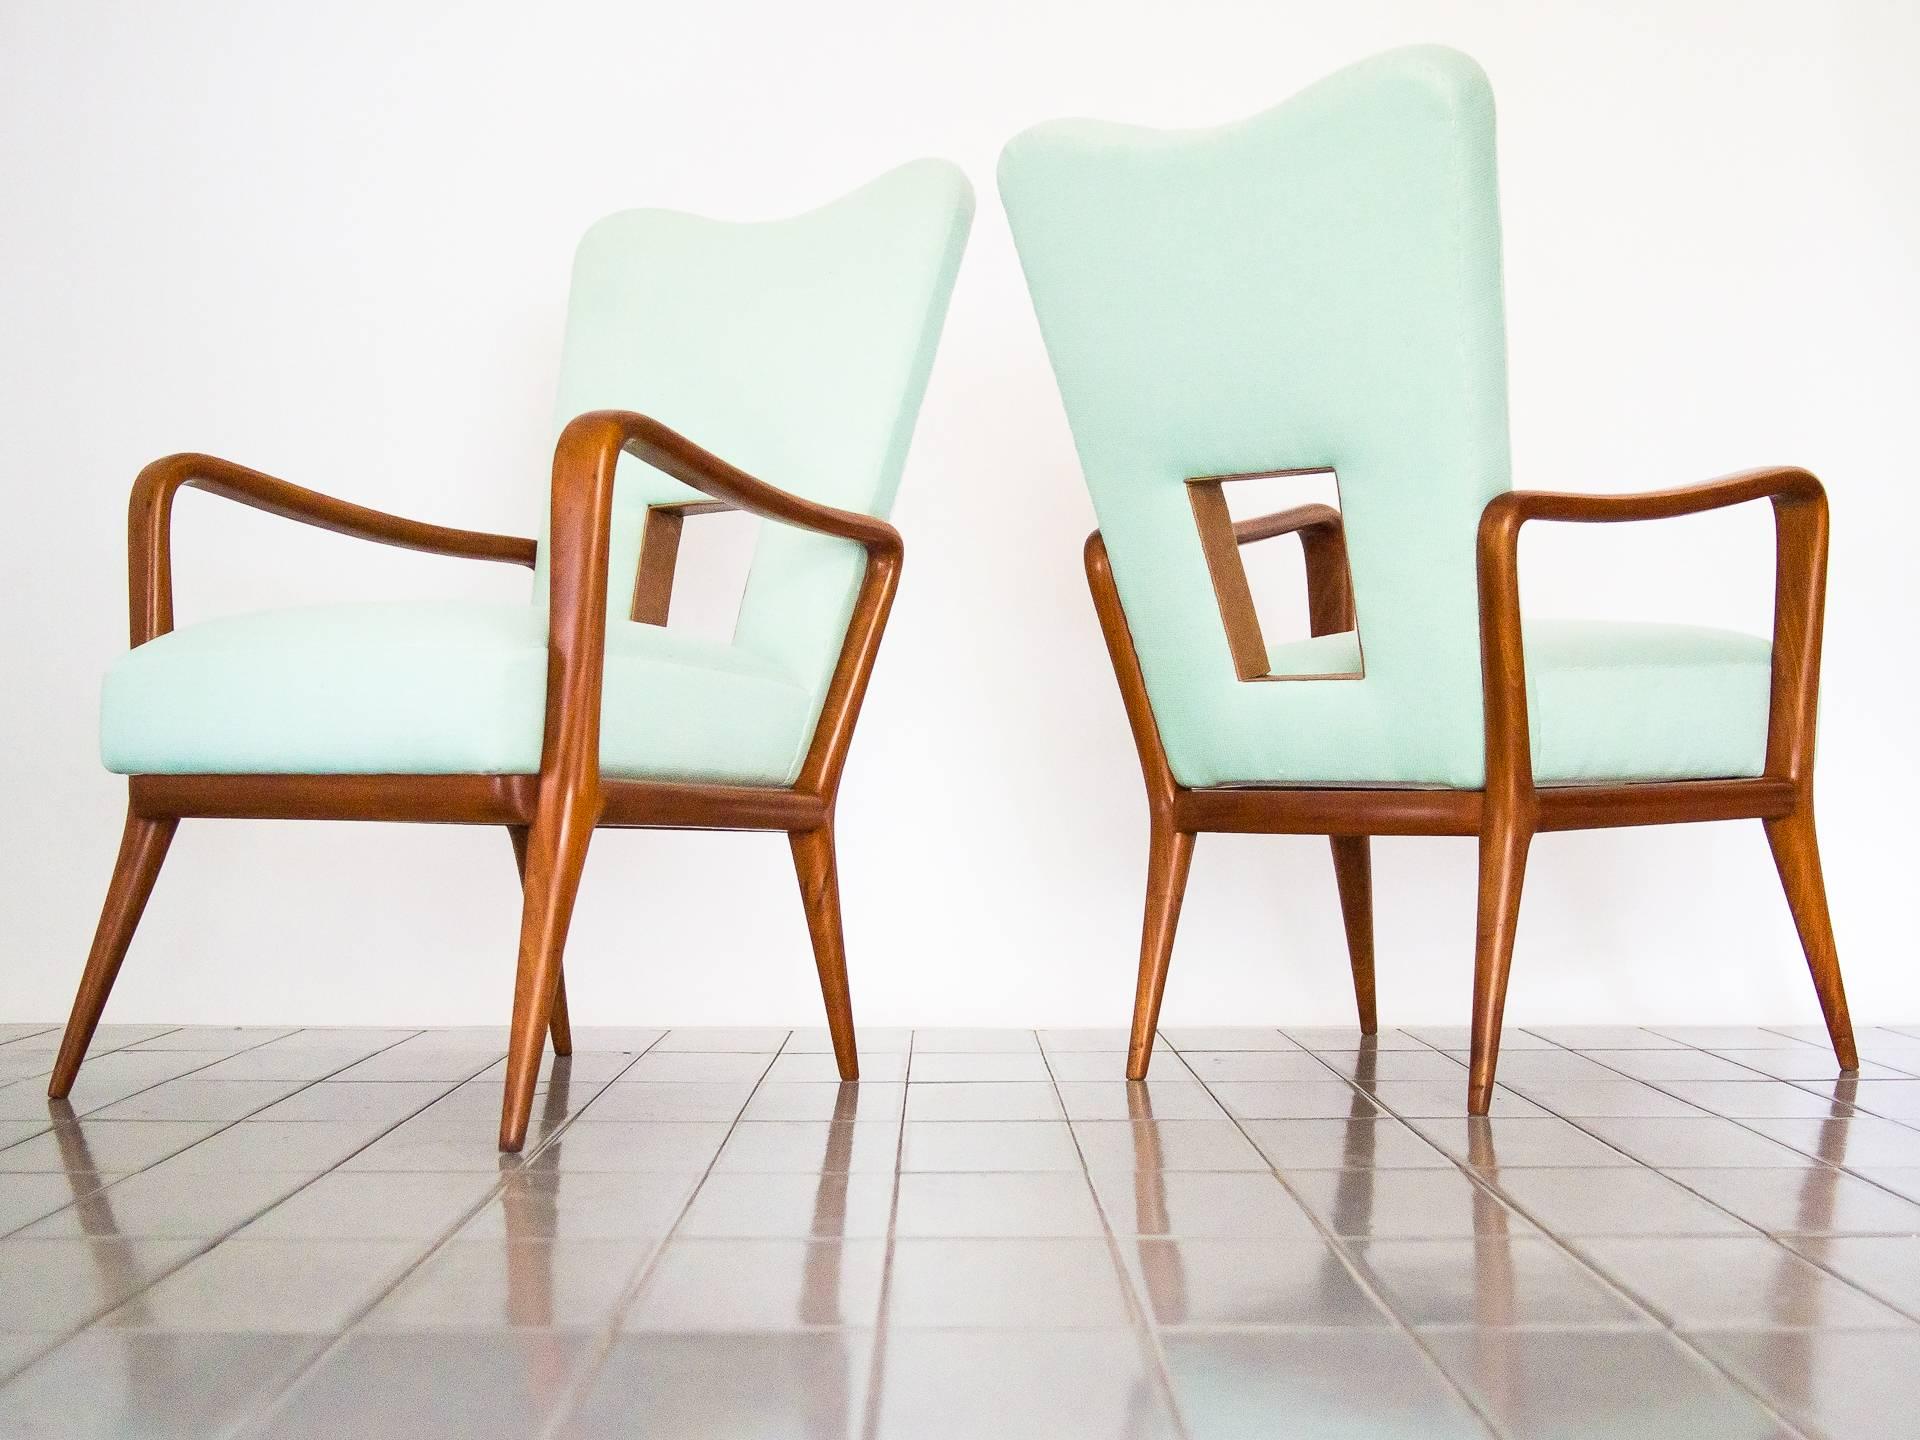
[55,160,974,1149]
[999,47,1855,1109]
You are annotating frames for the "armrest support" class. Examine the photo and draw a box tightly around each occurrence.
[128,452,537,645]
[1232,502,1355,635]
[1476,467,1828,806]
[544,410,903,802]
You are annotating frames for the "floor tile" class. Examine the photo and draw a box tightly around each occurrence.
[903,1083,1061,1122]
[1161,1027,1298,1051]
[87,1080,307,1124]
[1667,1166,1920,1237]
[1129,1237,1388,1327]
[190,1047,391,1083]
[236,1171,497,1240]
[711,1122,899,1173]
[1409,1116,1638,1169]
[562,1331,867,1439]
[1782,1235,1920,1315]
[1042,1051,1134,1081]
[470,1052,640,1085]
[1744,1116,1920,1170]
[250,1027,418,1052]
[1162,1329,1490,1439]
[907,1051,1052,1082]
[677,1172,895,1239]
[1853,1167,1920,1203]
[1057,1081,1226,1121]
[627,1238,885,1330]
[0,1121,217,1175]
[128,1027,296,1052]
[1292,1026,1442,1051]
[652,1027,791,1053]
[1092,1170,1320,1240]
[524,1121,730,1173]
[1589,1049,1786,1083]
[256,1331,587,1439]
[874,1329,1176,1439]
[618,1050,772,1082]
[894,1172,1103,1238]
[1484,1167,1752,1236]
[741,1082,905,1123]
[1316,1049,1467,1083]
[563,1026,667,1052]
[368,1238,653,1330]
[1209,1082,1378,1121]
[1819,1080,1920,1123]
[1425,1327,1793,1438]
[165,1119,397,1173]
[0,1331,324,1439]
[1039,1028,1170,1053]
[766,1051,908,1082]
[1174,1052,1335,1083]
[899,1120,1079,1172]
[1501,1080,1705,1118]
[1523,1026,1685,1050]
[910,1027,1039,1053]
[1362,1081,1543,1118]
[1715,1048,1909,1082]
[1692,1328,1920,1440]
[1347,1236,1649,1329]
[98,1238,420,1332]
[0,1236,202,1330]
[1574,1117,1820,1168]
[246,1081,453,1126]
[889,1237,1128,1327]
[786,1025,912,1053]
[574,1081,755,1124]
[1284,1168,1526,1240]
[1471,1050,1629,1084]
[1072,1120,1267,1171]
[1243,1118,1454,1170]
[1659,1080,1855,1119]
[1649,1025,1814,1049]
[332,1045,500,1083]
[16,1168,308,1240]
[457,1171,695,1241]
[1577,1236,1908,1329]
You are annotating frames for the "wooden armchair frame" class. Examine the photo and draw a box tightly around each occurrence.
[1089,466,1856,1111]
[53,409,902,1149]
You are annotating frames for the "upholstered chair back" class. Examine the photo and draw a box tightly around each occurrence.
[1000,48,1513,788]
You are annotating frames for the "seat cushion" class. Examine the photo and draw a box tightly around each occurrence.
[100,601,817,784]
[1253,618,1770,786]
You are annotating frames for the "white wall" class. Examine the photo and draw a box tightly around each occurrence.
[3,0,1916,1033]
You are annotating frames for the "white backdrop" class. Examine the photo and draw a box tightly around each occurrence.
[3,0,1916,1033]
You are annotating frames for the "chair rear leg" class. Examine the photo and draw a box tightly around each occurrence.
[789,827,859,1082]
[1128,823,1195,1080]
[1329,836,1377,1035]
[50,809,178,1097]
[1764,807,1858,1071]
[1468,813,1531,1115]
[499,798,595,1152]
[508,826,573,1056]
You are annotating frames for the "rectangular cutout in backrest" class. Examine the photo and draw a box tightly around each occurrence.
[631,503,759,643]
[1186,467,1362,682]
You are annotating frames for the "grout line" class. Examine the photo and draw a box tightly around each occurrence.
[857,1026,913,1440]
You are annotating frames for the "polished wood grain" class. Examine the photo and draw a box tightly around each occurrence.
[57,409,904,1151]
[1092,466,1858,1112]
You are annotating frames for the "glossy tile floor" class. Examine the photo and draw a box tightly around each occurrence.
[3,1023,1920,1437]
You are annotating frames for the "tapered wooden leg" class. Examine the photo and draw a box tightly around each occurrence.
[1468,813,1531,1116]
[500,795,595,1151]
[50,809,178,1098]
[1128,823,1195,1080]
[1329,836,1377,1035]
[508,826,572,1057]
[789,827,859,1082]
[1764,807,1858,1071]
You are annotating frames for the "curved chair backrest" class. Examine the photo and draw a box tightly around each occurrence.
[544,159,974,703]
[1000,48,1513,788]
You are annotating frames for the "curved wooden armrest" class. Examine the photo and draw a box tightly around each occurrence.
[541,410,904,802]
[1476,467,1828,801]
[128,452,538,646]
[1232,501,1344,546]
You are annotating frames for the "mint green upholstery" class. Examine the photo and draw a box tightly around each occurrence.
[101,160,973,783]
[999,48,1769,788]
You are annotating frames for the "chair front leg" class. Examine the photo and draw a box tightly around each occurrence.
[1468,808,1532,1114]
[789,826,859,1082]
[50,805,178,1098]
[499,786,597,1152]
[1763,806,1858,1070]
[508,826,573,1057]
[1328,836,1377,1035]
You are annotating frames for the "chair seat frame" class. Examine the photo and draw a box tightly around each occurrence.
[1089,467,1858,1109]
